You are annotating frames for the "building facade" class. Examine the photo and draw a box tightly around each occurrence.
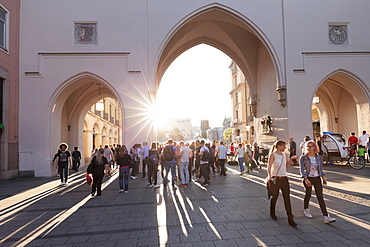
[16,1,370,178]
[83,97,121,163]
[229,61,254,144]
[0,0,19,180]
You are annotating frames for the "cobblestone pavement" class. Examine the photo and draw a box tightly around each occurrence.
[1,162,370,247]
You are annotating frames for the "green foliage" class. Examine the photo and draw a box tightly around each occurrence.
[223,128,232,142]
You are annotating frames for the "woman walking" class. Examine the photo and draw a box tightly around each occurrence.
[116,145,131,193]
[299,140,336,224]
[91,148,110,197]
[267,140,298,226]
[148,142,160,188]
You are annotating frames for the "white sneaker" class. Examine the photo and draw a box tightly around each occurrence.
[65,182,69,186]
[119,189,124,193]
[149,184,154,188]
[154,184,160,188]
[59,182,64,186]
[131,176,137,179]
[324,215,336,224]
[124,191,128,194]
[304,208,313,218]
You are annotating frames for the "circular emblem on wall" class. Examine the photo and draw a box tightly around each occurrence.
[329,26,347,45]
[75,24,97,44]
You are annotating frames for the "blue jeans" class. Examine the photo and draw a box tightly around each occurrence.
[180,162,189,184]
[164,160,176,188]
[238,157,245,172]
[119,167,130,191]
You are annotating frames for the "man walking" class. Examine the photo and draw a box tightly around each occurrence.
[179,142,191,187]
[54,143,72,186]
[215,141,227,176]
[72,147,81,171]
[103,145,115,169]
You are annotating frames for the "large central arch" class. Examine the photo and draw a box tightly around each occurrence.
[155,4,287,143]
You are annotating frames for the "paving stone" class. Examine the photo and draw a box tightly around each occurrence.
[1,165,370,247]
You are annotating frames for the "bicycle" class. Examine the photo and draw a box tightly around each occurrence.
[346,146,365,170]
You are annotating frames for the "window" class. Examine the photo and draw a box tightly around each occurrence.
[0,7,7,50]
[235,92,238,104]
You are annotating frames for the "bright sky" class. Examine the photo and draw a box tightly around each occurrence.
[156,44,232,128]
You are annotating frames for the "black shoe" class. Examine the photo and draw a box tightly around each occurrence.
[270,210,277,220]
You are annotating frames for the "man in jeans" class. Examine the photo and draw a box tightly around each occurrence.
[163,139,177,189]
[215,141,227,176]
[179,142,191,187]
[141,142,150,180]
[199,140,210,186]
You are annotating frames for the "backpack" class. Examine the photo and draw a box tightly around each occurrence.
[149,151,159,165]
[201,148,210,162]
[163,145,175,161]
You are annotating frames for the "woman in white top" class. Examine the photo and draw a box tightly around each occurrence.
[267,140,298,226]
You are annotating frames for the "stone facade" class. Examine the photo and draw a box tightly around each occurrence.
[16,1,370,177]
[0,0,20,180]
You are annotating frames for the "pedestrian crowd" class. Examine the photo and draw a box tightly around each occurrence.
[53,130,370,227]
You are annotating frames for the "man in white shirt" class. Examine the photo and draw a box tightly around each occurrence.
[358,130,369,147]
[215,141,227,176]
[141,142,150,180]
[179,142,191,187]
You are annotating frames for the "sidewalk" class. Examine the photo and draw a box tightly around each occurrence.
[1,163,370,247]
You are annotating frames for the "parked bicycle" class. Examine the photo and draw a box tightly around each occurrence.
[346,146,365,170]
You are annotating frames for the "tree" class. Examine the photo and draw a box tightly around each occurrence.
[169,127,184,141]
[223,128,232,143]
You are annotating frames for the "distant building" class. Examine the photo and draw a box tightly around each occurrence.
[229,61,254,143]
[208,127,224,141]
[223,117,231,130]
[168,118,192,140]
[84,97,121,163]
[0,1,20,180]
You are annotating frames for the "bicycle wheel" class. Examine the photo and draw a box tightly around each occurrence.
[348,156,365,170]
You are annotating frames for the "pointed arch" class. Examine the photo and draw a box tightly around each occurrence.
[154,3,283,103]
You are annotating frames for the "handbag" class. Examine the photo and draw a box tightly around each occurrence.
[128,158,135,168]
[87,162,94,174]
[266,153,284,199]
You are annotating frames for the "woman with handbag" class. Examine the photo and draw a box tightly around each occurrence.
[299,140,336,224]
[267,140,298,226]
[91,148,110,197]
[116,145,132,193]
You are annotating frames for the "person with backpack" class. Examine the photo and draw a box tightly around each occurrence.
[91,148,110,197]
[162,139,177,190]
[148,142,160,188]
[199,140,210,186]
